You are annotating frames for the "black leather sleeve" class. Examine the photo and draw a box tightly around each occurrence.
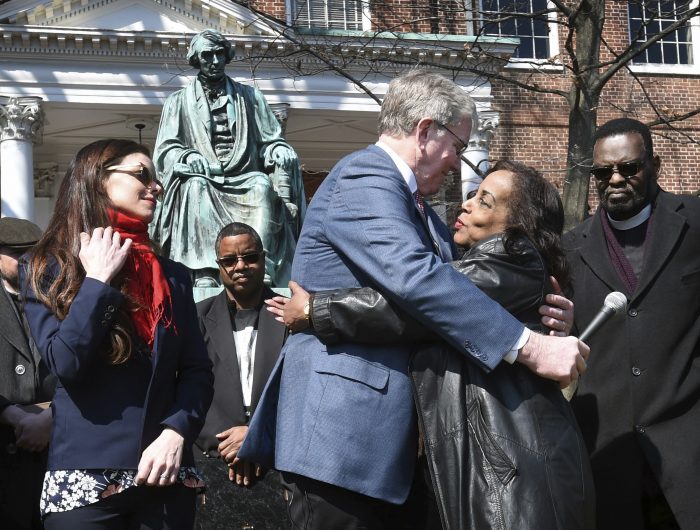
[310,235,550,345]
[312,287,433,345]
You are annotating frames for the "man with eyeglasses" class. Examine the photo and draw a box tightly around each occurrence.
[239,69,588,528]
[193,222,288,529]
[565,117,700,529]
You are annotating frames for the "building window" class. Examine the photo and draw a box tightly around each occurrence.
[291,0,366,30]
[480,0,554,60]
[629,0,698,66]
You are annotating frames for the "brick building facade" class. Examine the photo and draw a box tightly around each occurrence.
[1,0,696,228]
[253,0,700,220]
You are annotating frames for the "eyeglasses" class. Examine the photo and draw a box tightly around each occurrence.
[105,164,163,194]
[437,123,469,158]
[590,161,645,181]
[215,252,264,268]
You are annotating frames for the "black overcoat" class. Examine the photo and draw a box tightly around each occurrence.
[565,190,700,530]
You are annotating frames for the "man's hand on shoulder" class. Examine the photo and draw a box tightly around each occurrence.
[539,276,574,337]
[517,332,589,388]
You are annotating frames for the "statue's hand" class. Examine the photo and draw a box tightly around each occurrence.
[285,202,298,219]
[270,145,297,171]
[183,153,211,178]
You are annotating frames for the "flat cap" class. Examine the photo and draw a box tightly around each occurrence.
[0,217,43,250]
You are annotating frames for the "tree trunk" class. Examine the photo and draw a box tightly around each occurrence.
[563,102,597,231]
[562,0,605,231]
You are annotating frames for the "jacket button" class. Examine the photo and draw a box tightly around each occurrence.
[634,424,645,434]
[107,305,115,312]
[6,443,17,455]
[101,320,108,327]
[104,313,113,320]
[14,364,26,375]
[632,367,642,376]
[628,308,638,317]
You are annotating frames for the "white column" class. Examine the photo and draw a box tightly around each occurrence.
[461,111,499,200]
[0,96,44,221]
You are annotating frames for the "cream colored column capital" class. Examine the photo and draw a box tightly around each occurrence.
[0,96,44,144]
[269,103,290,136]
[468,111,499,151]
[461,111,500,200]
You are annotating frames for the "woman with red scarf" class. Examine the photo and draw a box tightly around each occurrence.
[21,139,214,529]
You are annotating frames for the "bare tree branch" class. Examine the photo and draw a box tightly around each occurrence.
[596,4,700,88]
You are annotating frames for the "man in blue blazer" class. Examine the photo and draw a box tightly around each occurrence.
[240,70,589,527]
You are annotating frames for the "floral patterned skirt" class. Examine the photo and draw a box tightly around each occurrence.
[40,467,204,516]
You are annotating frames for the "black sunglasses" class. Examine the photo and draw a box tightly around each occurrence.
[590,161,645,181]
[215,252,264,268]
[105,164,163,192]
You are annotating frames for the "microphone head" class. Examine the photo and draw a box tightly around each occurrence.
[603,291,627,314]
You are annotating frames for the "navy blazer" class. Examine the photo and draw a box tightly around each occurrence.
[21,258,214,470]
[240,145,524,504]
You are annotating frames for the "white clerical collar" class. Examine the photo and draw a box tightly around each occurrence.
[375,141,417,194]
[607,203,652,230]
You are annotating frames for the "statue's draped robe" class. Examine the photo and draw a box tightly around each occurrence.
[151,77,306,286]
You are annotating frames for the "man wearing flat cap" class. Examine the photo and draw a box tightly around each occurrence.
[0,217,55,530]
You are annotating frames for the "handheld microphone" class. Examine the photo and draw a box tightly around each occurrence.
[578,291,628,343]
[563,291,628,401]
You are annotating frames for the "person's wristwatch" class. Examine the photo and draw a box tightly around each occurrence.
[303,297,314,329]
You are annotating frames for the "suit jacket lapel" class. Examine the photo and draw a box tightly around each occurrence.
[0,285,32,361]
[414,201,444,259]
[205,292,245,408]
[634,193,685,300]
[427,210,451,260]
[250,291,286,412]
[578,211,630,294]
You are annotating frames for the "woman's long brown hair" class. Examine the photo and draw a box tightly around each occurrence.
[27,139,151,364]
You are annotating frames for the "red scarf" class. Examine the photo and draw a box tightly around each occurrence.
[108,209,174,349]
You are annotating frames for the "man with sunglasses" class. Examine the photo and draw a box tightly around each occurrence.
[565,118,700,529]
[194,222,288,529]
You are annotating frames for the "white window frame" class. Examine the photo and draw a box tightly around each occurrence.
[628,0,700,75]
[471,0,561,70]
[286,0,372,31]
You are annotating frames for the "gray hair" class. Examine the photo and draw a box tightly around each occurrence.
[378,69,477,137]
[187,30,235,68]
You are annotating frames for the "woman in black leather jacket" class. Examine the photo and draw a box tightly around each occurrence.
[268,161,595,530]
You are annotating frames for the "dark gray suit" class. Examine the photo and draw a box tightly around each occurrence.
[194,287,287,530]
[0,282,55,529]
[565,191,700,529]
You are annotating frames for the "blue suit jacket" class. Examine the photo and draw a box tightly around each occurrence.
[21,258,214,470]
[240,145,523,503]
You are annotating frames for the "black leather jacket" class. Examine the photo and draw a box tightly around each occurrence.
[311,234,595,530]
